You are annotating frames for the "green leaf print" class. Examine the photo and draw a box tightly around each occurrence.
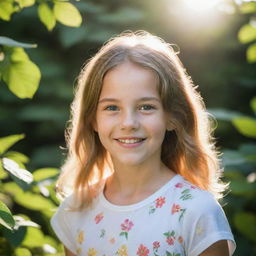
[119,231,128,240]
[180,189,193,201]
[179,209,186,222]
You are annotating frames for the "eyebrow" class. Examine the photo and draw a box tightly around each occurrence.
[98,97,161,103]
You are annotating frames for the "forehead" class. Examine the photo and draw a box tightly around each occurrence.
[100,62,159,99]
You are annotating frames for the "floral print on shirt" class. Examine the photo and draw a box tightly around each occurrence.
[149,196,166,214]
[119,219,134,239]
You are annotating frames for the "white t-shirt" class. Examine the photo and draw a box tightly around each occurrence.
[51,174,236,256]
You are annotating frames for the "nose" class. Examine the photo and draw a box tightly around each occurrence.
[120,110,139,130]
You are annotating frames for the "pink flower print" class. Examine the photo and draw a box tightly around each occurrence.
[94,212,104,224]
[171,204,186,221]
[175,182,184,188]
[164,230,176,246]
[121,219,134,231]
[155,197,166,208]
[153,241,160,249]
[166,237,175,245]
[171,204,181,214]
[119,219,134,239]
[191,185,196,189]
[137,244,150,256]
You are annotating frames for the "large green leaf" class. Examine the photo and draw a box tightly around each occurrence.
[2,158,33,184]
[0,134,25,155]
[33,168,59,182]
[53,2,82,27]
[247,43,256,63]
[2,48,41,99]
[15,191,55,210]
[0,0,14,21]
[0,200,15,230]
[21,227,45,247]
[238,24,256,44]
[0,37,37,48]
[4,151,29,165]
[232,117,256,138]
[38,3,56,31]
[234,212,256,241]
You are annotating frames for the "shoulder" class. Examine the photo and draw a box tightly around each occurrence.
[171,176,223,217]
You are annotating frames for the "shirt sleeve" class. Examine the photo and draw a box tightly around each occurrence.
[181,191,236,256]
[50,195,77,254]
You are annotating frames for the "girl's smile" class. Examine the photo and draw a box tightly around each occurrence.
[94,61,169,167]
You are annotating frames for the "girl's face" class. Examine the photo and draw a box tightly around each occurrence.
[94,61,169,168]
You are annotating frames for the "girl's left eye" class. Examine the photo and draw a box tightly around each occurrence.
[139,105,156,111]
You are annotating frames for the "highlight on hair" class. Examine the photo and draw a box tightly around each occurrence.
[56,30,227,209]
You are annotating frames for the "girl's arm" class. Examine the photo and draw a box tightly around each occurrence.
[199,240,229,256]
[64,246,76,256]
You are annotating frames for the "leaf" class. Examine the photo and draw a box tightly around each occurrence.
[33,168,59,182]
[15,0,35,8]
[232,117,256,138]
[0,200,15,230]
[240,2,256,14]
[222,150,246,166]
[14,248,32,256]
[21,227,45,247]
[0,0,15,21]
[14,215,40,229]
[15,192,55,210]
[238,24,256,44]
[234,212,256,241]
[2,48,41,99]
[0,36,37,48]
[247,43,256,63]
[53,2,82,27]
[0,134,25,155]
[208,108,243,121]
[230,179,256,196]
[250,97,256,114]
[2,158,33,184]
[38,3,56,31]
[4,151,29,164]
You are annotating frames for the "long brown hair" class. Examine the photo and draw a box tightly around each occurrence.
[56,31,226,209]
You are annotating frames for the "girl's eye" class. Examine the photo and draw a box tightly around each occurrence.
[139,105,156,111]
[104,105,119,111]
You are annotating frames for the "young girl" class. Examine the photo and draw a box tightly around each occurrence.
[51,31,236,256]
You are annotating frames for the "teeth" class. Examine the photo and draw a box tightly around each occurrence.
[117,138,143,144]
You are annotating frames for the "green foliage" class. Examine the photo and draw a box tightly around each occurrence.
[237,1,256,63]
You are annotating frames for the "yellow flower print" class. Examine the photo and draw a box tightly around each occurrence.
[76,248,81,255]
[77,230,84,244]
[117,245,128,256]
[88,248,97,256]
[196,225,204,235]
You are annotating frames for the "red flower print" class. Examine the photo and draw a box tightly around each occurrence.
[175,182,184,188]
[155,197,166,208]
[94,212,104,224]
[153,241,160,249]
[121,219,134,232]
[166,236,174,245]
[171,204,181,214]
[137,244,150,256]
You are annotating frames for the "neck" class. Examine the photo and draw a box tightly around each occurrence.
[104,159,175,204]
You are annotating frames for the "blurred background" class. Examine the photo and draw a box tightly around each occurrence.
[0,0,255,255]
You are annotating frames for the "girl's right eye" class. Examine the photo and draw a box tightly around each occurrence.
[104,105,119,111]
